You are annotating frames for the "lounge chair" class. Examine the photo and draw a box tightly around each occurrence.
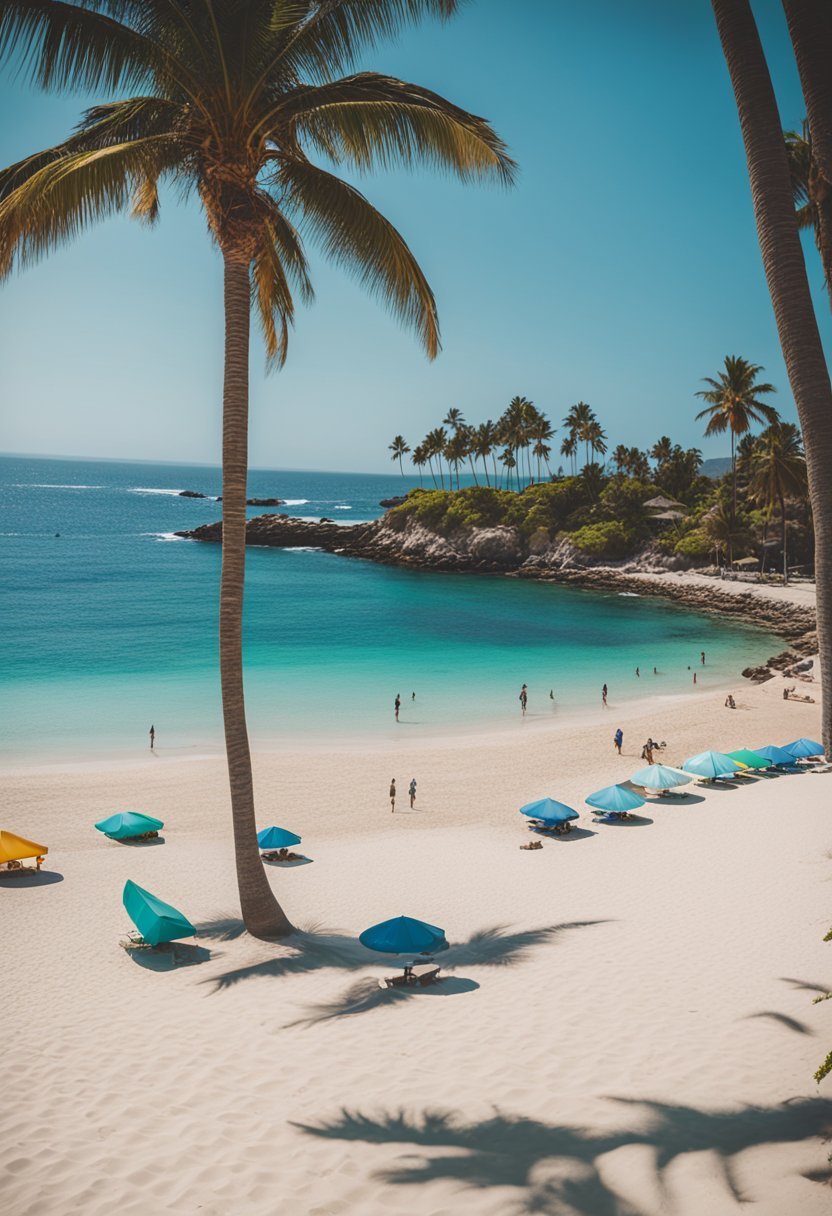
[411,963,442,985]
[262,848,301,862]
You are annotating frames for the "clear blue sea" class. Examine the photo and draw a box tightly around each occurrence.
[1,453,780,762]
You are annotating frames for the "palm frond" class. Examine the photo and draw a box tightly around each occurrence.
[251,225,294,369]
[277,73,516,183]
[0,135,182,276]
[278,157,439,357]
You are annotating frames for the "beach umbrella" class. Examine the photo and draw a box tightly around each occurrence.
[681,750,739,779]
[785,738,825,759]
[519,797,579,823]
[585,784,646,813]
[753,744,797,767]
[122,879,195,947]
[94,811,164,840]
[0,831,48,864]
[257,826,302,851]
[726,749,770,770]
[359,915,448,956]
[629,764,692,791]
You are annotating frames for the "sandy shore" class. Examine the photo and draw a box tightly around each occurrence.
[3,671,831,1216]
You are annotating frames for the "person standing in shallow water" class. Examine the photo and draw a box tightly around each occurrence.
[701,651,706,666]
[149,724,155,751]
[602,684,608,706]
[394,694,401,721]
[519,684,528,715]
[389,779,396,812]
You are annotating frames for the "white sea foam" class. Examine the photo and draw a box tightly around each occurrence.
[618,592,641,597]
[282,498,309,506]
[142,531,186,542]
[129,487,186,496]
[333,505,351,510]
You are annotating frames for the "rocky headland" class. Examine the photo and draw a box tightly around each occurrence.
[176,512,817,671]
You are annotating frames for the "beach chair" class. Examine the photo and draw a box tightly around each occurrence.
[411,963,442,985]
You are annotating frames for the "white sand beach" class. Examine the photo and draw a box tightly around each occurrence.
[3,670,831,1216]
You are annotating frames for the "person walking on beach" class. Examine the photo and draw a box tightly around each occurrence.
[602,684,608,706]
[614,728,623,754]
[409,778,417,808]
[519,684,528,715]
[149,724,155,751]
[411,691,415,701]
[394,694,401,721]
[389,778,396,812]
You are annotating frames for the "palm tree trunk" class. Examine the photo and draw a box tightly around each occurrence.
[780,490,788,585]
[220,250,293,939]
[712,0,832,754]
[730,431,737,524]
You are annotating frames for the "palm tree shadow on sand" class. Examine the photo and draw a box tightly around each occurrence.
[293,1096,832,1214]
[197,920,609,999]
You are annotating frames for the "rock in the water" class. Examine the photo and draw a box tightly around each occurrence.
[179,490,207,498]
[214,496,286,505]
[379,495,407,508]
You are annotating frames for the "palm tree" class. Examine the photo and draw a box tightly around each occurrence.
[651,436,674,470]
[703,500,749,569]
[612,444,630,476]
[471,421,496,486]
[411,443,427,488]
[426,426,448,489]
[499,448,516,491]
[712,0,832,753]
[563,401,596,469]
[560,433,578,476]
[749,422,807,584]
[784,123,832,307]
[695,356,779,521]
[530,418,554,481]
[444,429,468,490]
[0,1,514,936]
[389,434,410,476]
[584,419,607,465]
[443,407,465,432]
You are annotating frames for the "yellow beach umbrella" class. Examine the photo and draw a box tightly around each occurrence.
[0,831,48,864]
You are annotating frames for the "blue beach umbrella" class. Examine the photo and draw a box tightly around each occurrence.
[585,784,646,813]
[754,744,797,767]
[257,826,302,850]
[359,915,448,956]
[94,811,164,840]
[629,764,692,791]
[519,798,579,824]
[682,750,739,779]
[122,879,195,947]
[785,738,825,759]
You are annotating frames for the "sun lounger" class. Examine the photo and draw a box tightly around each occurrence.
[411,963,442,985]
[262,848,301,862]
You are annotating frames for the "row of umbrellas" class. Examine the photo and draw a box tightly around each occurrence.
[520,737,824,825]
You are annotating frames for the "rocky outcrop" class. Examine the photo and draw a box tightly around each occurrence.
[214,496,285,505]
[175,512,816,654]
[379,495,408,508]
[179,490,207,498]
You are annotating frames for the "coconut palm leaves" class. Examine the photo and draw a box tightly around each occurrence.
[749,421,807,583]
[0,0,514,937]
[784,120,832,307]
[389,434,410,475]
[695,355,779,519]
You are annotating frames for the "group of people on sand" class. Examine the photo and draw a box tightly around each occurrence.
[389,777,417,812]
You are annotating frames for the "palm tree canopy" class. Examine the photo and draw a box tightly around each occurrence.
[695,355,779,435]
[749,421,807,507]
[0,0,516,367]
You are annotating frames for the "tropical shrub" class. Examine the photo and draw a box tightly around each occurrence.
[570,521,635,558]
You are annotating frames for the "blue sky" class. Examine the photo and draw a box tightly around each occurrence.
[1,0,830,473]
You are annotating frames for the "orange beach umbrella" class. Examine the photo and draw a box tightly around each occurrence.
[0,831,48,864]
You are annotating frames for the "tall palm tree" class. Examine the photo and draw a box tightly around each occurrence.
[498,448,516,491]
[650,435,674,470]
[443,406,465,432]
[389,434,410,476]
[695,355,779,521]
[426,426,448,489]
[529,417,554,481]
[584,419,607,465]
[749,422,807,584]
[411,443,427,487]
[0,0,514,937]
[560,433,577,476]
[563,401,596,469]
[711,0,832,754]
[784,122,832,307]
[612,444,630,475]
[471,420,496,486]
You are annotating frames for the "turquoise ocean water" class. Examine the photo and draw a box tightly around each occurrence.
[1,453,780,762]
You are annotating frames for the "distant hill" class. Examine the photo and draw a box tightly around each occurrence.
[700,456,731,479]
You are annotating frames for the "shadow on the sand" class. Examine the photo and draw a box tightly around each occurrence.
[744,1010,815,1035]
[592,815,654,827]
[780,976,832,996]
[117,835,166,847]
[128,942,213,971]
[262,855,313,867]
[200,920,610,994]
[0,869,63,887]
[529,826,596,842]
[642,793,706,806]
[286,975,481,1028]
[294,1095,832,1214]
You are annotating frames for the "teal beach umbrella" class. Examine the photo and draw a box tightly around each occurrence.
[359,916,448,955]
[629,764,691,791]
[257,826,302,850]
[586,784,646,813]
[95,811,164,840]
[682,751,739,779]
[519,798,579,823]
[123,879,195,946]
[753,744,797,767]
[726,748,769,770]
[784,738,824,759]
